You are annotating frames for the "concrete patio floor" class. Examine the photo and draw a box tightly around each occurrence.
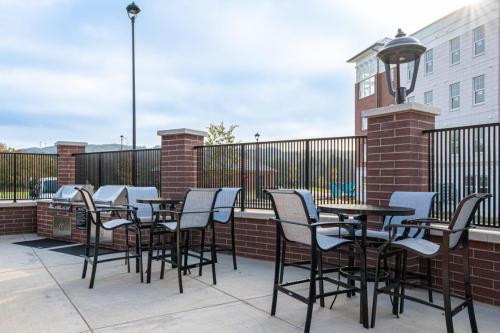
[0,234,498,333]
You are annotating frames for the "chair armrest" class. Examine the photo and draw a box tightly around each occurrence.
[310,221,361,228]
[386,224,461,234]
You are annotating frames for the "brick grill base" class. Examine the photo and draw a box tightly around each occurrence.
[0,204,37,235]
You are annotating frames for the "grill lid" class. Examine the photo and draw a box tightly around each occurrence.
[53,184,94,202]
[92,185,128,205]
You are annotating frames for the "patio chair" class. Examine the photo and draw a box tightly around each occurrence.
[211,187,241,270]
[278,189,350,283]
[266,189,360,333]
[371,193,491,333]
[147,188,220,293]
[77,187,143,289]
[126,186,160,274]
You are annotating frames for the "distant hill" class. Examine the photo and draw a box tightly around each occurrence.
[19,144,158,154]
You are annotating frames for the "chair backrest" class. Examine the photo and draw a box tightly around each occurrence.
[213,187,241,223]
[179,188,221,229]
[383,191,437,238]
[266,189,312,246]
[295,189,319,221]
[126,186,159,221]
[77,187,97,224]
[448,193,491,249]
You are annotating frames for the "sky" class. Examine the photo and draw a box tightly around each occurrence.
[0,0,477,149]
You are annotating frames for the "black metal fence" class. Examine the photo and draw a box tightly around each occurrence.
[425,122,500,228]
[0,153,58,201]
[75,149,161,191]
[196,136,366,210]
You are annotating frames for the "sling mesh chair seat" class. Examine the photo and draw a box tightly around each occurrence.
[371,193,491,333]
[77,187,144,289]
[147,188,221,293]
[266,189,361,333]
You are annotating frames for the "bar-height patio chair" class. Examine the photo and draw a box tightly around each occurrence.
[147,188,221,293]
[77,187,143,289]
[371,193,491,333]
[126,187,160,273]
[266,189,360,333]
[212,187,241,270]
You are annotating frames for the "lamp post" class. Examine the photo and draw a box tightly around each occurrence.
[377,29,426,104]
[254,133,260,200]
[126,2,141,149]
[120,135,124,150]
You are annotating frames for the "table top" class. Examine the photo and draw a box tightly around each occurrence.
[318,203,415,216]
[136,198,182,205]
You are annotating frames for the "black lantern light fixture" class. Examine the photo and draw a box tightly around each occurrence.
[377,29,426,104]
[254,132,260,142]
[126,2,141,149]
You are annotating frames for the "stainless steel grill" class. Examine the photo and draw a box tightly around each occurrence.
[49,184,95,212]
[92,185,128,206]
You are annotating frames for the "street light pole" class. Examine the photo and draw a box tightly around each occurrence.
[126,2,141,149]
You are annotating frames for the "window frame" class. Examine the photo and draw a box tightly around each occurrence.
[424,90,433,105]
[424,49,433,75]
[472,75,485,106]
[450,36,460,65]
[358,76,375,99]
[473,25,485,57]
[449,82,460,111]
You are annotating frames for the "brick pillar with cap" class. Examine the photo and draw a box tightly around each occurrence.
[363,103,439,223]
[55,141,87,187]
[158,128,207,200]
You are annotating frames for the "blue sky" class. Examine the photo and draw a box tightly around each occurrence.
[0,0,474,148]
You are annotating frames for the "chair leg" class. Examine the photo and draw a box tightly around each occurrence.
[125,227,130,273]
[231,217,237,270]
[442,250,454,333]
[82,217,91,279]
[176,229,183,293]
[160,234,166,280]
[89,224,100,289]
[392,252,401,316]
[210,223,217,285]
[199,229,205,276]
[135,227,140,274]
[371,254,382,328]
[462,242,478,333]
[279,240,286,284]
[304,247,318,333]
[147,226,155,284]
[399,251,408,314]
[318,252,325,307]
[347,246,355,297]
[427,258,434,303]
[183,231,190,276]
[270,231,281,316]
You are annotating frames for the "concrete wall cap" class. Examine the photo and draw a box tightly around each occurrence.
[54,141,87,147]
[361,103,441,119]
[157,128,207,137]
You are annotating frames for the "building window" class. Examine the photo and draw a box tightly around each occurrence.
[407,96,415,103]
[450,131,460,155]
[407,62,414,81]
[449,82,460,110]
[473,75,485,105]
[473,25,485,56]
[359,76,375,99]
[424,90,433,105]
[424,49,433,75]
[361,117,368,131]
[450,37,460,65]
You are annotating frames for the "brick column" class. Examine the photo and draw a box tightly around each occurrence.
[363,103,440,211]
[157,128,207,199]
[55,141,87,186]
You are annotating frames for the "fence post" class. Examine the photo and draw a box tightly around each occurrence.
[98,153,103,188]
[305,140,310,190]
[240,144,245,211]
[55,141,87,187]
[13,154,17,202]
[157,128,207,199]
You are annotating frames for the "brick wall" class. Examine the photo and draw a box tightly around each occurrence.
[55,142,86,186]
[158,129,206,199]
[0,203,37,235]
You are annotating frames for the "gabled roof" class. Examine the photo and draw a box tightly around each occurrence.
[346,38,389,63]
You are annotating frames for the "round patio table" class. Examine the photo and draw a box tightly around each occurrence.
[317,203,415,329]
[136,197,182,220]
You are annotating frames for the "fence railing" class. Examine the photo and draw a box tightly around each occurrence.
[74,149,161,191]
[425,122,500,228]
[196,136,366,210]
[0,153,58,201]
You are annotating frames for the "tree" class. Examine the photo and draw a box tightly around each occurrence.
[0,143,15,152]
[206,122,238,145]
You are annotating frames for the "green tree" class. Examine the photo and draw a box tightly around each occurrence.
[0,143,15,152]
[206,122,238,145]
